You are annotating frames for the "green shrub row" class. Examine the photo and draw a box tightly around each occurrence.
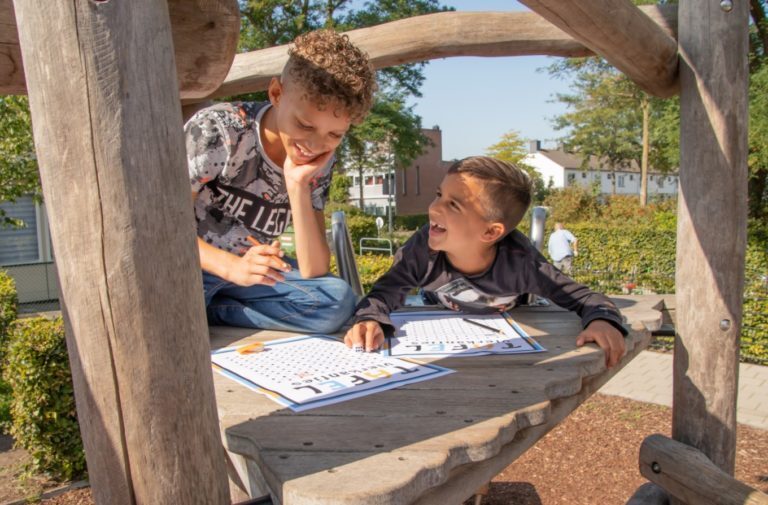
[0,270,17,361]
[2,316,86,480]
[0,270,17,431]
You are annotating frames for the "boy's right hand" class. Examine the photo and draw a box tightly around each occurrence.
[344,320,385,352]
[228,239,291,287]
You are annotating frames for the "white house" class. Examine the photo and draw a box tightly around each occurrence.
[522,140,678,196]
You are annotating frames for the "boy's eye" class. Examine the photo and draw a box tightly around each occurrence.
[297,121,312,130]
[450,201,460,210]
[329,132,342,140]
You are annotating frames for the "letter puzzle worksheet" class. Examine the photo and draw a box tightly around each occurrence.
[386,311,545,357]
[211,335,453,412]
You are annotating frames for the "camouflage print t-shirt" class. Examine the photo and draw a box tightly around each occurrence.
[185,102,333,256]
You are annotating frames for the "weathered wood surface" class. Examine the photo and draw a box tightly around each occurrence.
[639,434,768,505]
[211,296,660,505]
[13,0,229,503]
[518,0,679,97]
[0,0,239,98]
[673,0,749,478]
[201,5,677,102]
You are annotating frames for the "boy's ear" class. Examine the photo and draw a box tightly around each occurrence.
[482,222,506,243]
[268,77,283,106]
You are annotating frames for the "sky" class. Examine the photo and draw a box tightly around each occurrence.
[407,0,575,160]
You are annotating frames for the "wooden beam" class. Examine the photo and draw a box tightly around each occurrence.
[518,0,679,98]
[0,0,240,99]
[12,0,229,503]
[200,5,677,102]
[639,435,768,505]
[673,0,749,479]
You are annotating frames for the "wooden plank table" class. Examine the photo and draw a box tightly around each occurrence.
[210,296,664,505]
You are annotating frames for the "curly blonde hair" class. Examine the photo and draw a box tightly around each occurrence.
[283,29,377,124]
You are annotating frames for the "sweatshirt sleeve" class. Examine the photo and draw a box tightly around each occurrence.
[526,249,628,336]
[351,227,430,331]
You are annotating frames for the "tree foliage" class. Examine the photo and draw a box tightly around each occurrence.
[485,129,548,203]
[0,96,40,228]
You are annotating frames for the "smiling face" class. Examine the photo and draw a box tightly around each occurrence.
[428,173,505,274]
[262,78,351,167]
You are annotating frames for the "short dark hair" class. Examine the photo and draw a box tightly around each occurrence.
[284,29,377,124]
[447,156,533,233]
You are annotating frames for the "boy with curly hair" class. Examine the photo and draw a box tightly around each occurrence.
[185,29,377,333]
[345,156,627,368]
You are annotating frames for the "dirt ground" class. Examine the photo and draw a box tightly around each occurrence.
[1,394,767,505]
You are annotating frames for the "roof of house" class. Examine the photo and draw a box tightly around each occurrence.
[535,148,675,175]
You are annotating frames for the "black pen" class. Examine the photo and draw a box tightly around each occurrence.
[462,318,505,334]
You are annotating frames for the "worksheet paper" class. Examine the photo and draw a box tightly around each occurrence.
[386,311,546,357]
[211,335,453,412]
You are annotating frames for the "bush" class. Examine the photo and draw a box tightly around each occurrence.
[0,270,17,361]
[394,214,428,230]
[3,317,86,480]
[0,270,17,432]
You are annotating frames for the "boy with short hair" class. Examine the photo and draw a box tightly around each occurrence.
[186,29,377,333]
[345,156,626,367]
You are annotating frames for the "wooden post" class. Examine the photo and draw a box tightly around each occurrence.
[12,1,230,503]
[673,0,749,477]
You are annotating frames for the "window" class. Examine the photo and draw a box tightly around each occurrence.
[401,171,407,195]
[567,173,576,185]
[365,176,374,186]
[581,172,587,178]
[657,177,664,188]
[0,197,50,265]
[375,175,384,185]
[618,175,625,188]
[415,166,421,195]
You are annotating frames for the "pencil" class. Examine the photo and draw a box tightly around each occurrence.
[462,318,505,334]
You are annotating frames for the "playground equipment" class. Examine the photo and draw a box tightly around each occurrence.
[1,0,758,503]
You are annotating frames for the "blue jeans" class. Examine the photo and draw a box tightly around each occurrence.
[202,261,357,334]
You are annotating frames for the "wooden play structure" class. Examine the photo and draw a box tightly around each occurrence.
[1,0,765,503]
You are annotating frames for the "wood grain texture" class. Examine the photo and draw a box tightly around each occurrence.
[201,5,677,102]
[212,296,660,504]
[673,0,749,477]
[13,0,229,503]
[518,0,679,97]
[639,434,768,505]
[1,0,239,98]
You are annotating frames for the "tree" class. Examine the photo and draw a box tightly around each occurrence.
[547,57,674,206]
[485,130,548,203]
[549,0,768,218]
[0,96,40,228]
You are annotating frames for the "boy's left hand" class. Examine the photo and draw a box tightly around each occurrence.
[576,319,625,369]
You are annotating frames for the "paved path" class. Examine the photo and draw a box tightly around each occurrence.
[599,350,767,430]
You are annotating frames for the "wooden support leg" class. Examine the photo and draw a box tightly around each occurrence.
[473,483,490,505]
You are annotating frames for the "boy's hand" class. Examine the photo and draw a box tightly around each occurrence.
[576,319,625,369]
[344,320,385,352]
[228,239,291,287]
[283,150,335,188]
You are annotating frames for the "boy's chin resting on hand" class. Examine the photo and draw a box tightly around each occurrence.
[575,319,626,369]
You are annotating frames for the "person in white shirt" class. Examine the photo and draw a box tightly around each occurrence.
[547,222,578,274]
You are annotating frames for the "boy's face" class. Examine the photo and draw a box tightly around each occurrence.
[268,78,351,166]
[427,173,504,256]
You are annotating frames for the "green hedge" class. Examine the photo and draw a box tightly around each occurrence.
[0,270,17,432]
[3,317,86,480]
[0,270,17,361]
